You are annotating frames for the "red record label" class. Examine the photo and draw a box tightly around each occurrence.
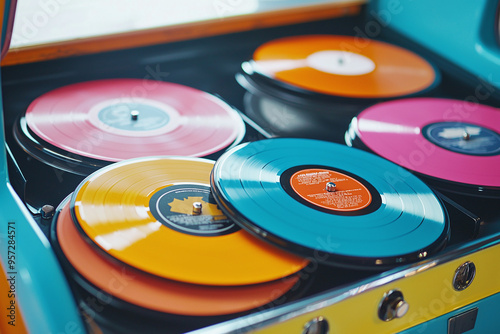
[25,79,244,161]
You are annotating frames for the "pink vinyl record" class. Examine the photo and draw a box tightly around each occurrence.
[355,98,500,189]
[25,79,245,161]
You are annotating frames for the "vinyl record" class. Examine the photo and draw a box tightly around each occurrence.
[71,156,307,286]
[23,79,245,163]
[54,202,300,316]
[244,35,438,100]
[242,88,361,144]
[350,98,500,197]
[13,115,107,176]
[211,138,449,268]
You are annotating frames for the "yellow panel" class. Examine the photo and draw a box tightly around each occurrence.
[251,241,500,333]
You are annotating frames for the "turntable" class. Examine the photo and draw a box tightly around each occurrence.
[1,0,500,333]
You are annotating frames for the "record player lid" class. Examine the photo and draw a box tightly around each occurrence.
[0,0,17,175]
[1,0,16,59]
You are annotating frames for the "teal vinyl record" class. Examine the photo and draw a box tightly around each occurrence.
[211,138,449,269]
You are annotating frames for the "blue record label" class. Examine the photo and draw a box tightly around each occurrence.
[98,102,170,131]
[149,184,239,237]
[423,122,500,156]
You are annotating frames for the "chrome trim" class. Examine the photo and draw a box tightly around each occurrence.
[189,232,500,333]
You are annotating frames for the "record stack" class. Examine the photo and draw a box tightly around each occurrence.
[11,34,499,333]
[49,137,457,332]
[237,35,440,142]
[50,157,309,333]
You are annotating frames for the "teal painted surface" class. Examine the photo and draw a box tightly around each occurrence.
[398,291,500,333]
[371,0,500,90]
[0,185,85,333]
[0,2,85,331]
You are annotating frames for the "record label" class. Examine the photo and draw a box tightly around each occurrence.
[287,168,372,212]
[279,165,381,216]
[306,51,375,76]
[423,122,500,156]
[149,184,239,237]
[90,98,178,136]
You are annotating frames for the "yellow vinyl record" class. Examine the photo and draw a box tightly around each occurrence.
[71,157,308,286]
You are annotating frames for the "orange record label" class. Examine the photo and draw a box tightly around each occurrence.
[290,168,372,211]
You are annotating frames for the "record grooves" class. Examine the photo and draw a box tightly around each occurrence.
[51,201,302,318]
[239,79,361,143]
[49,156,313,332]
[14,116,108,175]
[211,138,450,269]
[69,156,308,286]
[6,11,500,334]
[240,35,440,103]
[348,97,500,198]
[15,79,246,174]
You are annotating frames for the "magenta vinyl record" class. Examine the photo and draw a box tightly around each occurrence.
[25,79,245,161]
[354,97,500,190]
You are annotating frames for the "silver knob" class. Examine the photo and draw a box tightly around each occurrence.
[130,110,139,121]
[325,182,337,192]
[378,290,409,321]
[192,202,202,215]
[453,261,476,291]
[393,299,409,318]
[303,316,329,334]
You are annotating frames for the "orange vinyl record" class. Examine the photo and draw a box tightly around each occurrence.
[71,156,308,286]
[55,202,300,316]
[249,35,438,99]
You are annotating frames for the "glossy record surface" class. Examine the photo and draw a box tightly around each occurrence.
[355,98,500,188]
[251,35,437,98]
[56,202,300,316]
[71,156,307,286]
[211,138,448,265]
[25,79,244,161]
